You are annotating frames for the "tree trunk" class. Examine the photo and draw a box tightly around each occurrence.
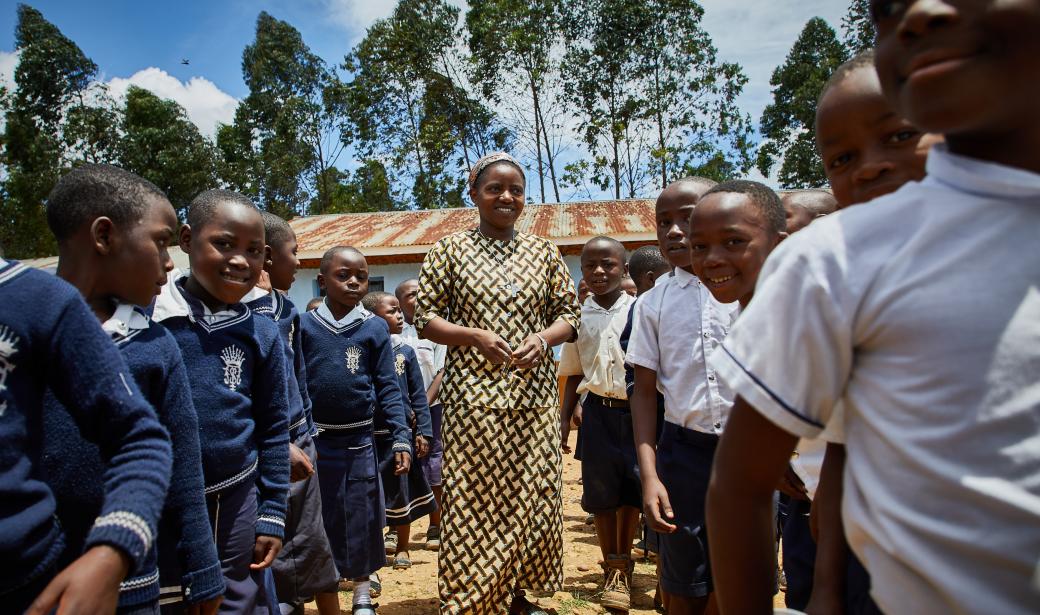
[527,69,546,202]
[536,98,561,202]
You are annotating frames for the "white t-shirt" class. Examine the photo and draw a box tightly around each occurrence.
[401,322,446,402]
[559,293,635,400]
[711,145,1040,614]
[626,267,739,434]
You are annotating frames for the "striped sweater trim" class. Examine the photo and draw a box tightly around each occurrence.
[92,511,153,552]
[315,417,373,432]
[203,458,258,494]
[120,568,159,592]
[257,515,285,527]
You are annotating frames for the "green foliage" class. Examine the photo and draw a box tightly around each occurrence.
[310,161,401,214]
[842,0,876,53]
[756,17,848,189]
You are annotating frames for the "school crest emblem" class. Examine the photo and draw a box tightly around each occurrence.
[345,346,362,374]
[395,353,406,376]
[0,325,17,416]
[220,345,246,391]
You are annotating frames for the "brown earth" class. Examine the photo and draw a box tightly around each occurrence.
[306,430,786,614]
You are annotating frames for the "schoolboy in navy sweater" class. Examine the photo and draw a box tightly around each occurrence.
[153,189,290,615]
[245,211,340,615]
[0,259,171,615]
[40,164,223,614]
[301,246,411,615]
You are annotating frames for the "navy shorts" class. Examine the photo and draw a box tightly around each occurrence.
[656,421,718,598]
[579,394,642,513]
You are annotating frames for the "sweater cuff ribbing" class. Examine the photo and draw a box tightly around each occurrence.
[256,514,286,540]
[182,560,226,604]
[85,511,154,570]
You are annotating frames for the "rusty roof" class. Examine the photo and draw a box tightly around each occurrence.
[291,199,657,261]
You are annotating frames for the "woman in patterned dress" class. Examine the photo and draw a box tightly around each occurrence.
[415,152,580,615]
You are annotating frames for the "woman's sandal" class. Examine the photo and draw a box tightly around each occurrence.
[392,554,412,570]
[369,572,382,598]
[510,595,551,615]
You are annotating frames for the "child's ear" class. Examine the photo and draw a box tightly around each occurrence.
[776,230,790,246]
[264,245,274,272]
[90,217,116,255]
[178,224,192,253]
[316,272,327,292]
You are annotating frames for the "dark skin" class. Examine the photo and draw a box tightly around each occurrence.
[576,278,590,305]
[816,64,942,207]
[319,249,412,478]
[632,263,669,296]
[51,197,224,615]
[179,201,283,572]
[631,180,715,615]
[873,0,1040,174]
[620,276,637,297]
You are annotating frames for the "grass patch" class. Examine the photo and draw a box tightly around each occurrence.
[556,591,594,615]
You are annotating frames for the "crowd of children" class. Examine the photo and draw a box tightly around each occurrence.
[2,2,1039,614]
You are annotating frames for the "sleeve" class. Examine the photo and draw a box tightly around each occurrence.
[619,303,637,398]
[557,342,583,378]
[544,244,580,337]
[433,342,446,374]
[405,348,433,439]
[251,326,291,539]
[292,311,313,431]
[371,325,413,455]
[624,292,660,372]
[46,296,172,571]
[158,337,225,603]
[415,239,452,335]
[709,235,855,440]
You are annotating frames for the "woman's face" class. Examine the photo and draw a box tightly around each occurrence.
[470,162,525,233]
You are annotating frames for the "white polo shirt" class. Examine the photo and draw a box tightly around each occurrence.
[711,145,1040,614]
[559,292,635,400]
[401,321,446,401]
[625,267,739,434]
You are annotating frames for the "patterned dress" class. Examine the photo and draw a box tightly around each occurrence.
[415,229,580,615]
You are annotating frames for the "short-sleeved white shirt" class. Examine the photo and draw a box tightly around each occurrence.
[711,145,1040,614]
[559,293,635,399]
[625,267,739,434]
[401,322,446,400]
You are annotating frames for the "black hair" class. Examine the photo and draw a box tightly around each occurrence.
[260,210,295,249]
[675,175,719,192]
[582,235,626,259]
[46,163,168,243]
[473,159,526,190]
[818,49,876,106]
[783,189,838,215]
[361,291,395,312]
[186,189,258,235]
[395,278,418,300]
[702,180,786,235]
[628,245,668,281]
[306,297,323,311]
[319,245,365,273]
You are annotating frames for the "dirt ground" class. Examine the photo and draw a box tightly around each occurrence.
[306,430,785,614]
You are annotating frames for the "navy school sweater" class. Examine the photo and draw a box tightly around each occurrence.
[42,303,224,607]
[0,261,171,595]
[153,275,290,539]
[246,289,314,442]
[376,339,433,441]
[300,303,411,454]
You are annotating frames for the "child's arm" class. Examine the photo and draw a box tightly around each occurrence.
[806,443,849,615]
[426,369,443,406]
[33,297,173,613]
[250,329,291,567]
[559,375,582,453]
[371,327,412,473]
[631,365,673,532]
[706,396,799,614]
[159,339,226,607]
[404,349,433,458]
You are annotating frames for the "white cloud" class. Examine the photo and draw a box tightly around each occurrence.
[0,49,19,94]
[107,67,239,138]
[324,0,396,34]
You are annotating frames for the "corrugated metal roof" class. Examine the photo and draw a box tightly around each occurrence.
[290,199,657,260]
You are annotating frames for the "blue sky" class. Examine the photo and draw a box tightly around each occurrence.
[0,0,848,185]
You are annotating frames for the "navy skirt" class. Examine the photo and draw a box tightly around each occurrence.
[314,431,385,580]
[376,434,437,527]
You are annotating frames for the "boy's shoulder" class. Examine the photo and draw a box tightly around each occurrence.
[0,260,77,303]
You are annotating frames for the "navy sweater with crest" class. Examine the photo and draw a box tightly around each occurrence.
[246,289,314,442]
[42,304,224,607]
[376,340,433,441]
[0,261,171,597]
[153,276,290,539]
[300,304,411,454]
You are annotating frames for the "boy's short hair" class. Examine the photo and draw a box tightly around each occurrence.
[261,211,294,249]
[583,236,626,258]
[785,189,839,216]
[46,163,167,243]
[818,49,876,106]
[319,245,364,273]
[628,245,668,281]
[702,180,786,235]
[674,176,719,194]
[187,189,257,235]
[306,297,323,311]
[361,291,394,312]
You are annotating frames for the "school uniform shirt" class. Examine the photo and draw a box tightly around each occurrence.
[0,262,171,596]
[153,273,290,540]
[625,268,739,434]
[400,321,446,401]
[559,292,636,400]
[710,145,1040,615]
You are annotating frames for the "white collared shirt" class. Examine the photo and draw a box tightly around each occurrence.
[625,267,739,434]
[559,292,635,399]
[152,268,243,326]
[102,302,150,341]
[400,322,446,397]
[316,298,367,327]
[711,145,1040,614]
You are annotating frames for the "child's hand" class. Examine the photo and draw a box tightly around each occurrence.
[560,419,572,453]
[186,596,223,615]
[642,477,678,533]
[416,435,430,458]
[571,403,583,427]
[778,464,809,501]
[27,544,131,615]
[472,329,512,364]
[289,443,314,482]
[250,536,283,570]
[510,335,544,369]
[394,451,412,475]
